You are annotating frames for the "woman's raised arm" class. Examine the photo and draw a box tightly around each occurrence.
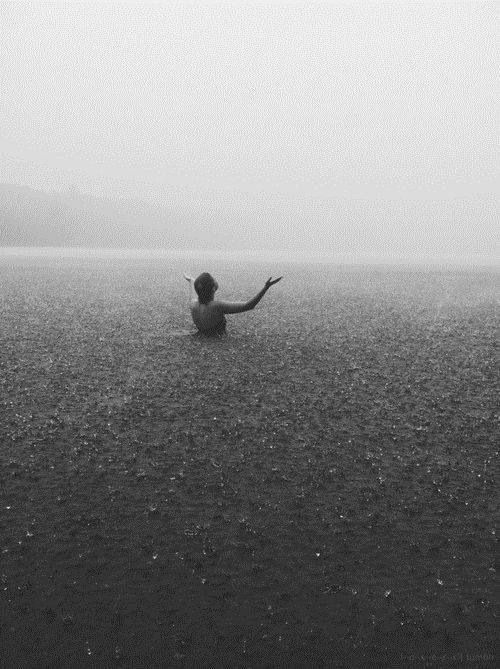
[217,277,282,314]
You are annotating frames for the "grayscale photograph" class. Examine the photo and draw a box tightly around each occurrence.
[0,1,498,666]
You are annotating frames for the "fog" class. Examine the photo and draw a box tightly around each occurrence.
[1,1,498,259]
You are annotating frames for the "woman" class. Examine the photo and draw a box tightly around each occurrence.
[184,272,282,335]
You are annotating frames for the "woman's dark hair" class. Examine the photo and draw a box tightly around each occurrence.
[194,272,216,304]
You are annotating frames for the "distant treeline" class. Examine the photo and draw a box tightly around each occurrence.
[0,183,211,248]
[0,182,497,256]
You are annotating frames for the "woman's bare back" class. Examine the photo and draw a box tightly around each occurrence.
[190,300,226,334]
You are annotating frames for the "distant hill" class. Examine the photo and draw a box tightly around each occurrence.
[0,182,498,258]
[0,183,212,248]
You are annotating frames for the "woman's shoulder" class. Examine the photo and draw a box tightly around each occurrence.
[192,299,222,311]
[206,299,224,309]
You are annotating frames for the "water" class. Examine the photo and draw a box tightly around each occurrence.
[1,252,497,665]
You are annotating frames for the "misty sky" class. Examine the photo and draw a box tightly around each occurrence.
[1,1,498,256]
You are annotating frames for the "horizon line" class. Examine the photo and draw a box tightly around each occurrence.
[0,246,498,268]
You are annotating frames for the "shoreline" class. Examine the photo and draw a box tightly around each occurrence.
[0,246,498,268]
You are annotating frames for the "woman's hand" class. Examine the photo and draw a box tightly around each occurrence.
[265,276,283,289]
